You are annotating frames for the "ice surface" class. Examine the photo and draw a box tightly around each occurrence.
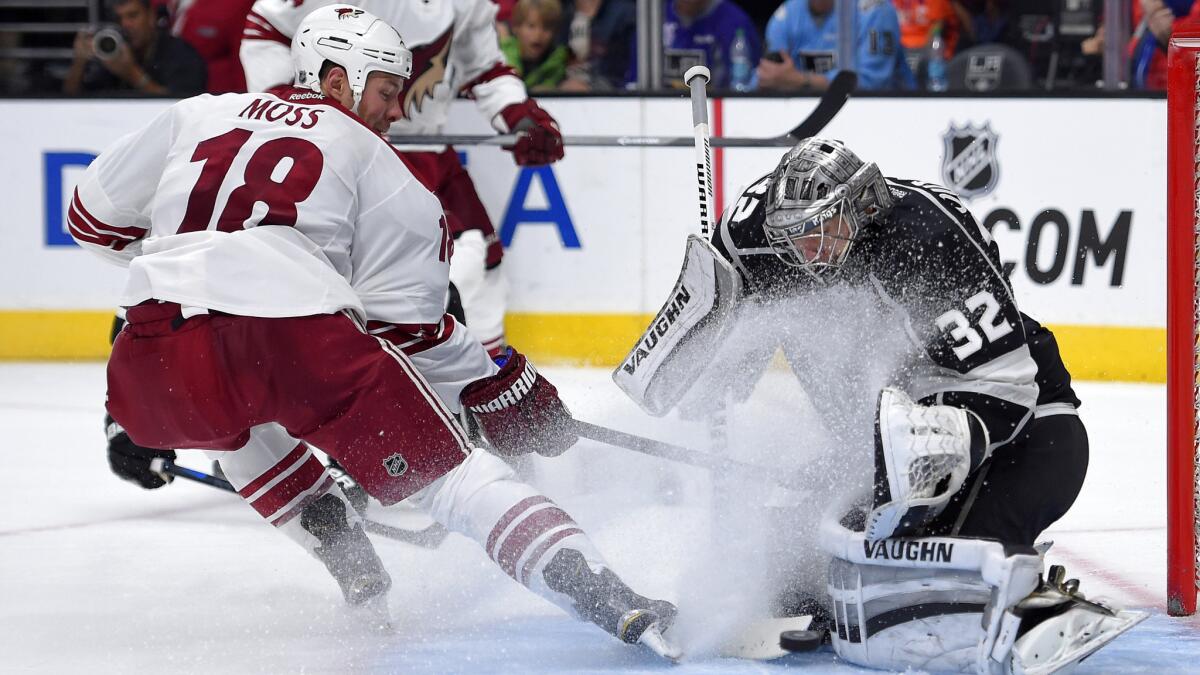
[2,363,1198,673]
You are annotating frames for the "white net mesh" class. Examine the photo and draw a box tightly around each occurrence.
[908,454,963,499]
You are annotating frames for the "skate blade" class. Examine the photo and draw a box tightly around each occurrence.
[718,615,814,661]
[348,594,395,635]
[639,623,683,662]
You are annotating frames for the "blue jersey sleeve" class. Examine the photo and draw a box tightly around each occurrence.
[764,3,794,56]
[853,2,903,89]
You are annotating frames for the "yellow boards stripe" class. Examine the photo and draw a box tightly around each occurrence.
[0,310,1168,383]
[0,310,113,360]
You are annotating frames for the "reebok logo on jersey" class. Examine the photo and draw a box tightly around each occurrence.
[468,362,538,413]
[863,539,954,564]
[621,286,692,375]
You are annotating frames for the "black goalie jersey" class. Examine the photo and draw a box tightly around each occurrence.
[712,174,1079,449]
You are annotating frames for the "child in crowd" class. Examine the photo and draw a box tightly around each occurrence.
[502,0,571,90]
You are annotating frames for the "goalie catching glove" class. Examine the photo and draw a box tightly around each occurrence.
[867,387,988,540]
[460,347,577,457]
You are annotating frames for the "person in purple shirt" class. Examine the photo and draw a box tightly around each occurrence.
[663,0,763,90]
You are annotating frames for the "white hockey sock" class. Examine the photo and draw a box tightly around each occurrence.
[416,448,608,612]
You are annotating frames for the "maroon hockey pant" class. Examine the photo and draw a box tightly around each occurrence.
[107,302,470,505]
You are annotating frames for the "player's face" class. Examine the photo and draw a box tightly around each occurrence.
[356,72,404,134]
[789,212,853,266]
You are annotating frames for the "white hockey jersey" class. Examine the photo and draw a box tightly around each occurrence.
[241,0,528,136]
[70,87,452,325]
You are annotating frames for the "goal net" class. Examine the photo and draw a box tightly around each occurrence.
[1168,30,1200,617]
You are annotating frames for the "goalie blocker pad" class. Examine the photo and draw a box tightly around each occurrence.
[612,235,741,416]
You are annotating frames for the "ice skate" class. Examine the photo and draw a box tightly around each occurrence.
[541,548,681,660]
[300,493,393,623]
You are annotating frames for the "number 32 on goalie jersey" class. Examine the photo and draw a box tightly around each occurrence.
[934,290,1013,361]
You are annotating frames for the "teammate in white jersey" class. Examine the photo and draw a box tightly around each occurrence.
[74,5,676,656]
[243,0,564,357]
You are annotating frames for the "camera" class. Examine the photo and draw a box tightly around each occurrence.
[92,27,125,60]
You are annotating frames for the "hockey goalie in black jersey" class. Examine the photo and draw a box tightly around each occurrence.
[615,138,1145,673]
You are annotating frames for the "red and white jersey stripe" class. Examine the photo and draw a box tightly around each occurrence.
[486,496,584,586]
[238,443,337,526]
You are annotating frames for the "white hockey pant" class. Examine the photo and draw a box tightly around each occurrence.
[448,229,508,355]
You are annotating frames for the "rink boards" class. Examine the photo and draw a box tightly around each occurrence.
[0,95,1164,380]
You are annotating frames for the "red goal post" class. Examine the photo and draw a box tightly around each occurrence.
[1168,29,1200,617]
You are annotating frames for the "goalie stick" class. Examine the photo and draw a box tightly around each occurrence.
[570,419,818,493]
[386,71,858,150]
[150,458,450,549]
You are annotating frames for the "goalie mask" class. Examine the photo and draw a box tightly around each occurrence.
[292,4,413,109]
[763,138,893,280]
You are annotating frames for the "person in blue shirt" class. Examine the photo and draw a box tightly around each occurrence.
[663,0,762,90]
[756,0,914,91]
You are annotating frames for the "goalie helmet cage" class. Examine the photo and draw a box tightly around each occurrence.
[1168,30,1200,617]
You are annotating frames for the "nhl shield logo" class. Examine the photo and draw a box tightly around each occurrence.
[940,123,1000,199]
[383,453,408,477]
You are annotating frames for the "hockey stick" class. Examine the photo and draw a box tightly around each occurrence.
[685,65,715,238]
[570,419,812,492]
[385,71,858,150]
[151,458,449,549]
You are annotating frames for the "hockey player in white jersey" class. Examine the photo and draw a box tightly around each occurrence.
[73,5,676,656]
[614,138,1145,671]
[243,0,564,357]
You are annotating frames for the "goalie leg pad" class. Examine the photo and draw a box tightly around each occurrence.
[868,387,987,540]
[820,519,1143,674]
[820,518,1041,673]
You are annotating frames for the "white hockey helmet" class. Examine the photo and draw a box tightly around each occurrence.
[291,4,413,108]
[763,138,893,280]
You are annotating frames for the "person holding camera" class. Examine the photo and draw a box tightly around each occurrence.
[63,0,206,96]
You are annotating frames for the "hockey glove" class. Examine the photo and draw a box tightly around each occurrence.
[106,414,176,489]
[460,347,577,457]
[499,99,564,166]
[866,388,987,540]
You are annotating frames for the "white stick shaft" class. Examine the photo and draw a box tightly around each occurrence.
[685,66,714,238]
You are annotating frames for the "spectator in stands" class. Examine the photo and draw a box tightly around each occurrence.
[1081,0,1200,89]
[557,0,637,91]
[171,0,254,93]
[955,0,1008,48]
[495,0,518,39]
[63,0,205,96]
[502,0,571,90]
[757,0,914,91]
[663,0,762,90]
[1130,0,1199,88]
[894,0,964,56]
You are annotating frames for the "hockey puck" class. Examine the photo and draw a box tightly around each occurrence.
[779,629,824,653]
